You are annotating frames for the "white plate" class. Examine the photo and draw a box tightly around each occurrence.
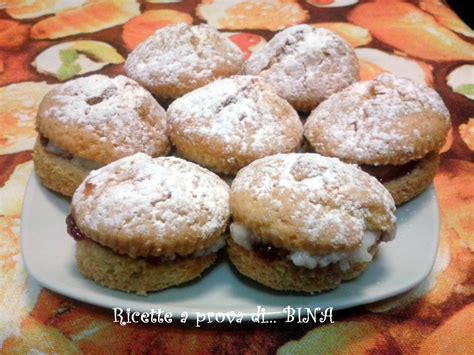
[21,172,439,320]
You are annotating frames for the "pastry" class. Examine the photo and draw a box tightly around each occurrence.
[30,0,140,40]
[69,153,230,294]
[167,75,303,175]
[5,0,85,20]
[33,75,169,197]
[125,23,244,101]
[312,22,372,48]
[304,73,451,205]
[245,24,359,112]
[196,0,309,31]
[420,0,474,38]
[348,1,474,62]
[228,153,396,293]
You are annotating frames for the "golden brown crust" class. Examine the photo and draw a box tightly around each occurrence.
[227,239,373,293]
[304,74,451,165]
[384,151,439,205]
[167,76,303,175]
[230,154,396,254]
[33,137,90,197]
[124,24,244,100]
[36,75,170,165]
[76,239,217,294]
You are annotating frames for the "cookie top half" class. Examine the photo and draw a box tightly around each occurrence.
[72,153,230,258]
[125,23,244,98]
[167,75,303,174]
[36,75,169,164]
[304,74,451,165]
[231,153,396,254]
[245,24,359,111]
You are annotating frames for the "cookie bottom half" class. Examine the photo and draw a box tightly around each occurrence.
[384,152,439,206]
[227,239,374,294]
[33,137,90,197]
[76,239,217,295]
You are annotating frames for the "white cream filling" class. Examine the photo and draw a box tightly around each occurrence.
[194,236,226,257]
[230,223,383,271]
[163,236,226,261]
[44,139,102,170]
[230,223,256,250]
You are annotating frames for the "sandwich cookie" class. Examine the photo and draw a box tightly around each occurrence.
[229,153,396,293]
[125,23,244,101]
[245,24,359,112]
[33,74,169,197]
[304,73,451,205]
[69,153,230,294]
[167,75,303,175]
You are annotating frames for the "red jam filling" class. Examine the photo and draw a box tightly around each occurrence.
[66,214,86,241]
[360,160,418,183]
[65,214,203,263]
[39,135,49,146]
[253,243,287,262]
[40,134,73,160]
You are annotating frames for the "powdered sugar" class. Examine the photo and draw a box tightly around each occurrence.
[42,74,168,158]
[167,75,303,159]
[245,24,358,108]
[232,153,396,247]
[72,153,230,256]
[304,73,451,163]
[124,23,243,89]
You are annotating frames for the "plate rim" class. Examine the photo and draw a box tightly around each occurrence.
[21,172,440,321]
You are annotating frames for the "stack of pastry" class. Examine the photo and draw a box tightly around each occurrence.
[304,73,451,205]
[33,74,169,197]
[33,23,450,294]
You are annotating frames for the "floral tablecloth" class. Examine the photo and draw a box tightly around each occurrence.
[1,0,473,353]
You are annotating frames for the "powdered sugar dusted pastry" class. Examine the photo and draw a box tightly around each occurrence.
[196,0,309,31]
[124,23,244,100]
[245,24,359,112]
[69,153,230,294]
[228,153,396,293]
[167,75,303,175]
[304,73,451,205]
[33,74,169,197]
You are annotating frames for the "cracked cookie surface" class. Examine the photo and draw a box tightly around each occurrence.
[167,75,303,175]
[125,23,244,99]
[245,24,359,112]
[304,73,450,165]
